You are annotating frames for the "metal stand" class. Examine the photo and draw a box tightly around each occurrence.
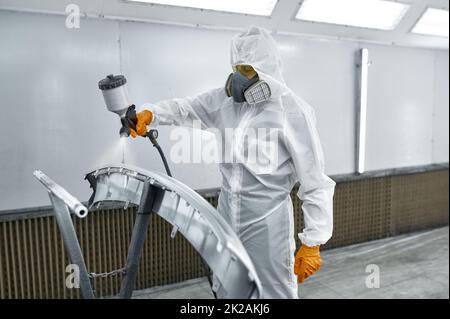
[35,171,163,299]
[119,182,160,298]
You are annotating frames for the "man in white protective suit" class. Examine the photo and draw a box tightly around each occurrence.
[130,26,335,299]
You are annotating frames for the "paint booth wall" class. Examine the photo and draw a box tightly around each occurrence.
[0,11,448,211]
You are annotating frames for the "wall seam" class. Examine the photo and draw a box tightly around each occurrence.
[431,51,437,164]
[118,20,123,75]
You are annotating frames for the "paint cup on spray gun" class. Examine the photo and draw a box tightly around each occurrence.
[98,74,137,137]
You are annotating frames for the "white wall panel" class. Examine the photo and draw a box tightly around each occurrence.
[0,12,122,210]
[117,23,230,190]
[365,46,435,170]
[0,11,448,210]
[279,36,359,175]
[432,51,449,163]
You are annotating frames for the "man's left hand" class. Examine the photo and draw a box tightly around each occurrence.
[294,244,322,283]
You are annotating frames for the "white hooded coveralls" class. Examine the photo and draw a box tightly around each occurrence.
[146,27,335,299]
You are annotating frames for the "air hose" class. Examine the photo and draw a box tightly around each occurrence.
[146,130,172,177]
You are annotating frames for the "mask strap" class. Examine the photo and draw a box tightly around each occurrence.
[225,73,233,97]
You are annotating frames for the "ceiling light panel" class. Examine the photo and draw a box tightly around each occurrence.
[296,0,410,30]
[412,8,449,37]
[126,0,278,16]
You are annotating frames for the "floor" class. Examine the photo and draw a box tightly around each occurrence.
[132,226,449,299]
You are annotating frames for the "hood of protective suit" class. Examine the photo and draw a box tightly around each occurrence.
[230,26,287,99]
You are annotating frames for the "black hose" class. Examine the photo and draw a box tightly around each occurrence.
[153,143,173,177]
[147,131,217,299]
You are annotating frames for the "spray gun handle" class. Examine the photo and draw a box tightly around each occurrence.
[119,105,137,137]
[125,105,137,128]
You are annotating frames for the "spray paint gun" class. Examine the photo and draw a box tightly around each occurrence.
[98,74,138,137]
[98,74,172,176]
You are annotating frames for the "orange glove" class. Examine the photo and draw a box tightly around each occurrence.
[130,109,153,138]
[294,245,321,284]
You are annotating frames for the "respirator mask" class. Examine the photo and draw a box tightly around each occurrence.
[225,65,271,104]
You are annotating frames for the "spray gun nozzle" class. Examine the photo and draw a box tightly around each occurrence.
[119,126,130,138]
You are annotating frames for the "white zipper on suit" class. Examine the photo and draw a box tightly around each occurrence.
[229,103,256,234]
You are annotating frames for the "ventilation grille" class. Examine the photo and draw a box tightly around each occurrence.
[0,169,448,298]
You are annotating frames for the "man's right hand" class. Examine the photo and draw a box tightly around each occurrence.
[130,109,153,138]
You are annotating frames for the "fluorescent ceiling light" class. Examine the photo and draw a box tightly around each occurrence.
[126,0,278,16]
[412,8,449,37]
[296,0,409,30]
